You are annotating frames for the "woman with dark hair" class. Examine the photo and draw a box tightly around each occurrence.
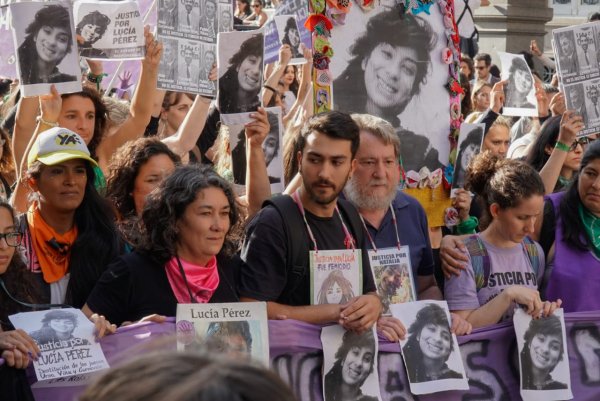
[526,113,586,194]
[324,329,377,401]
[84,164,241,326]
[219,33,263,114]
[444,152,561,328]
[460,54,475,81]
[243,0,268,27]
[317,270,355,305]
[19,127,122,309]
[205,321,252,356]
[333,8,435,127]
[453,126,483,189]
[281,17,302,59]
[402,303,460,382]
[459,72,472,120]
[106,138,181,247]
[76,11,111,58]
[17,4,76,85]
[235,0,252,20]
[505,57,535,110]
[520,315,567,390]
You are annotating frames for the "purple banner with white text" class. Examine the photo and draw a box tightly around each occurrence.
[23,312,600,401]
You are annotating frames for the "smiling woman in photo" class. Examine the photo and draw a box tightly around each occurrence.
[402,304,461,383]
[505,57,535,109]
[281,17,302,59]
[76,11,111,58]
[17,4,76,85]
[218,34,263,114]
[520,315,568,390]
[324,329,377,401]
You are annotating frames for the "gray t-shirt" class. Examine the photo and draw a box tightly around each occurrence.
[444,235,545,322]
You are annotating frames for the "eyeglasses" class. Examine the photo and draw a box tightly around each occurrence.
[570,137,591,151]
[0,232,22,247]
[251,4,260,7]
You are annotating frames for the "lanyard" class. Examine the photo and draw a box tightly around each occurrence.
[291,190,355,252]
[359,204,401,252]
[176,256,196,303]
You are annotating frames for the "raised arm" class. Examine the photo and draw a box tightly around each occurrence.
[12,96,40,171]
[282,46,312,127]
[244,107,271,218]
[95,27,162,172]
[262,45,291,106]
[161,66,217,157]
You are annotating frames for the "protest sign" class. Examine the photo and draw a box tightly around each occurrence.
[310,249,362,306]
[10,1,82,96]
[451,123,485,194]
[273,15,306,65]
[392,300,469,395]
[498,52,538,117]
[263,0,311,65]
[369,245,415,315]
[10,309,108,388]
[176,302,269,365]
[73,0,144,60]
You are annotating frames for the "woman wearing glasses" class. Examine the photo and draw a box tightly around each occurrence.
[526,112,587,194]
[243,0,267,27]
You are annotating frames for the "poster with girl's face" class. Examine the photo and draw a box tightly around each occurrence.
[498,52,538,117]
[330,3,450,173]
[10,1,82,97]
[321,325,382,401]
[391,300,468,395]
[451,123,485,194]
[514,308,573,401]
[217,30,264,124]
[274,15,306,65]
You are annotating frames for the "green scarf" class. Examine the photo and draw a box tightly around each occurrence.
[578,203,600,258]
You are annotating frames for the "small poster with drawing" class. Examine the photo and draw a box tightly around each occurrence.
[310,249,362,306]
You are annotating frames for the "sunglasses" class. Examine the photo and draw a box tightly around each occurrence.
[251,4,260,7]
[570,137,591,151]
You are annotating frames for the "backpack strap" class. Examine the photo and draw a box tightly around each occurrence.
[522,236,541,283]
[262,195,310,304]
[463,234,491,291]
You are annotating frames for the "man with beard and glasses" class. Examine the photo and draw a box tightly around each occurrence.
[343,114,472,340]
[239,111,382,335]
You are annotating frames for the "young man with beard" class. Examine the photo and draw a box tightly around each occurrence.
[239,111,382,333]
[344,114,472,339]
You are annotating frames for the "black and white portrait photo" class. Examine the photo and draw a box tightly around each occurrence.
[30,309,90,347]
[574,26,598,75]
[555,30,579,77]
[218,2,233,33]
[392,301,468,395]
[158,0,178,29]
[178,41,200,86]
[330,4,450,172]
[565,82,589,125]
[179,0,200,33]
[159,37,179,83]
[275,15,305,65]
[514,308,572,401]
[584,80,600,123]
[218,31,264,123]
[499,52,537,117]
[321,325,382,401]
[451,123,484,192]
[10,2,81,96]
[199,43,216,96]
[230,107,283,192]
[76,11,111,58]
[200,0,218,40]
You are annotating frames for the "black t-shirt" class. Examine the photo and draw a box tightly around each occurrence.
[144,115,160,137]
[239,205,376,306]
[86,251,239,326]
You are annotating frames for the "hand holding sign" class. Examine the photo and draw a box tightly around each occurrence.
[143,26,162,70]
[39,85,62,125]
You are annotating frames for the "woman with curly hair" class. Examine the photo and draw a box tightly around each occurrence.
[17,4,76,85]
[402,303,460,382]
[84,165,242,326]
[281,17,302,59]
[106,138,181,247]
[324,329,377,401]
[520,314,567,390]
[76,10,112,58]
[218,33,263,114]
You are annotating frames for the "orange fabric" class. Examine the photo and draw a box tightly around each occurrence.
[27,205,78,283]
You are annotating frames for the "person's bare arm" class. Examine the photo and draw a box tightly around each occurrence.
[538,110,582,194]
[282,46,312,127]
[416,275,443,300]
[95,27,162,172]
[244,107,272,218]
[12,96,40,171]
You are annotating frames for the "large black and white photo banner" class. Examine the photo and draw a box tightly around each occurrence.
[498,52,538,117]
[451,122,484,195]
[218,30,264,124]
[10,1,82,97]
[514,308,573,401]
[73,0,145,60]
[392,300,469,395]
[330,4,450,173]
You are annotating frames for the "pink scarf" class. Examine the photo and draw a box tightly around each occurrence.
[164,256,219,303]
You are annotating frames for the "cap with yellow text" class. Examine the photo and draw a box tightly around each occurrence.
[27,127,98,169]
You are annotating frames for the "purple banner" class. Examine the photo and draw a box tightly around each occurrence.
[26,312,600,401]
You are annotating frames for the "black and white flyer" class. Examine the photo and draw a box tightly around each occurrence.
[498,52,538,117]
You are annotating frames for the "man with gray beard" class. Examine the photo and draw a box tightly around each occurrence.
[344,114,472,337]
